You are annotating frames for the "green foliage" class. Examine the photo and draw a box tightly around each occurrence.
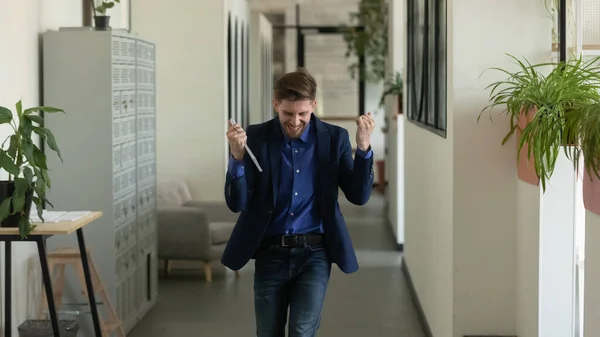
[94,0,120,15]
[378,72,403,108]
[0,100,64,238]
[341,0,388,83]
[479,54,600,191]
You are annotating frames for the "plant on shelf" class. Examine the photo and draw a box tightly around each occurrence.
[0,100,64,238]
[341,0,388,83]
[90,0,120,30]
[478,54,600,190]
[378,71,403,109]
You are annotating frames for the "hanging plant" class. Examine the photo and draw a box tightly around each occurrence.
[341,0,388,83]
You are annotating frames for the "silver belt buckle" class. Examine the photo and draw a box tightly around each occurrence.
[280,235,297,247]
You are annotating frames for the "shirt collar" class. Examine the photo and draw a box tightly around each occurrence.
[281,119,312,144]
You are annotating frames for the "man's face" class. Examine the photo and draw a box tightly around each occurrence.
[273,99,315,139]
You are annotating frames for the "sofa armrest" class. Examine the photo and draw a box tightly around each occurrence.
[182,200,239,222]
[157,206,211,260]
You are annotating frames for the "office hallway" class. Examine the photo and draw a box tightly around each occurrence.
[128,193,425,336]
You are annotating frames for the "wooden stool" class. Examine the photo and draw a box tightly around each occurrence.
[39,248,126,337]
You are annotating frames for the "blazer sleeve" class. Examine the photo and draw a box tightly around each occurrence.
[224,128,256,213]
[338,129,374,205]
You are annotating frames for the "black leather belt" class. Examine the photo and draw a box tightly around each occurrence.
[261,233,325,248]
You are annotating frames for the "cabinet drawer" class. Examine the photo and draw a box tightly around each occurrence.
[115,220,136,258]
[136,90,155,114]
[112,64,136,89]
[113,166,136,197]
[136,41,155,66]
[137,184,156,213]
[137,138,154,163]
[112,36,136,64]
[112,117,136,145]
[113,90,136,117]
[136,66,155,88]
[113,192,137,228]
[137,161,155,187]
[137,115,155,137]
[138,209,156,238]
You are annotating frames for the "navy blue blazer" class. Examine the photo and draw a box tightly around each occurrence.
[220,115,374,274]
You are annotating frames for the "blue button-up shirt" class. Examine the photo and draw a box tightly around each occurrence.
[227,119,373,238]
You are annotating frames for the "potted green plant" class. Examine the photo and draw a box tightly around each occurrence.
[90,0,120,30]
[341,0,388,83]
[0,100,64,238]
[478,54,600,191]
[379,71,403,112]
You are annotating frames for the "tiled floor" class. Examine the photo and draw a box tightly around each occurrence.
[128,192,425,337]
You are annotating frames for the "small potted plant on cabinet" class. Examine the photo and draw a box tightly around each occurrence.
[479,54,600,191]
[379,71,403,116]
[0,100,64,238]
[90,0,121,30]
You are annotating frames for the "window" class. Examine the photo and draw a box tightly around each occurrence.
[406,0,448,137]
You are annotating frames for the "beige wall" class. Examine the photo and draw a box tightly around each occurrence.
[0,1,128,333]
[131,0,241,202]
[404,0,551,336]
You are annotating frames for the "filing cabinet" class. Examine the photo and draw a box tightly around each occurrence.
[42,28,158,334]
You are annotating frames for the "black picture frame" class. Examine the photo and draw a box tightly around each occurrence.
[406,0,448,137]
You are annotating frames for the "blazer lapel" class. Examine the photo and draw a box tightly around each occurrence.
[268,118,282,208]
[314,116,330,196]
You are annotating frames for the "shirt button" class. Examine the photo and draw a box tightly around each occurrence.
[295,192,298,196]
[295,150,298,153]
[296,169,300,173]
[290,212,294,216]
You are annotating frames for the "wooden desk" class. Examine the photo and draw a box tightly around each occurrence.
[1,211,103,337]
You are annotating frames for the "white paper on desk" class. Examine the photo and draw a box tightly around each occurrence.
[30,210,91,223]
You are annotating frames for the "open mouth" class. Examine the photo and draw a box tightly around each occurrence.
[287,125,302,132]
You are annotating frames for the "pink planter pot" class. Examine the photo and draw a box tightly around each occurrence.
[517,107,539,186]
[583,169,600,216]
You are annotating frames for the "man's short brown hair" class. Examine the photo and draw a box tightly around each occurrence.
[273,67,317,101]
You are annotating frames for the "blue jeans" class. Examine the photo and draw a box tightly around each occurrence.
[253,245,332,337]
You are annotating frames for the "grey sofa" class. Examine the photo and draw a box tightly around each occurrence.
[156,179,238,282]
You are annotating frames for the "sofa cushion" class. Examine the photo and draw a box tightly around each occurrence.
[209,221,235,244]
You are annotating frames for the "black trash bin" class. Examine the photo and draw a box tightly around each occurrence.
[18,319,79,337]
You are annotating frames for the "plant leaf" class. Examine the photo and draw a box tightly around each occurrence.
[25,114,44,125]
[15,100,22,116]
[33,146,47,169]
[24,106,64,114]
[12,194,25,214]
[0,197,12,222]
[13,177,28,197]
[22,167,33,185]
[0,151,19,177]
[32,196,44,222]
[0,107,13,124]
[18,216,34,239]
[33,127,62,162]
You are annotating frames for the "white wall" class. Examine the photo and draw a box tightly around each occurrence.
[385,0,404,246]
[131,0,244,202]
[0,0,128,334]
[404,0,550,336]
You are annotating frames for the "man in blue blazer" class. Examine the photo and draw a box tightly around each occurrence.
[222,67,375,337]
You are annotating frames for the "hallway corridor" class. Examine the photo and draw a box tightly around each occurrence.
[129,193,425,336]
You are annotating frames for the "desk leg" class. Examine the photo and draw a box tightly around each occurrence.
[76,228,102,337]
[5,241,11,337]
[36,237,60,336]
